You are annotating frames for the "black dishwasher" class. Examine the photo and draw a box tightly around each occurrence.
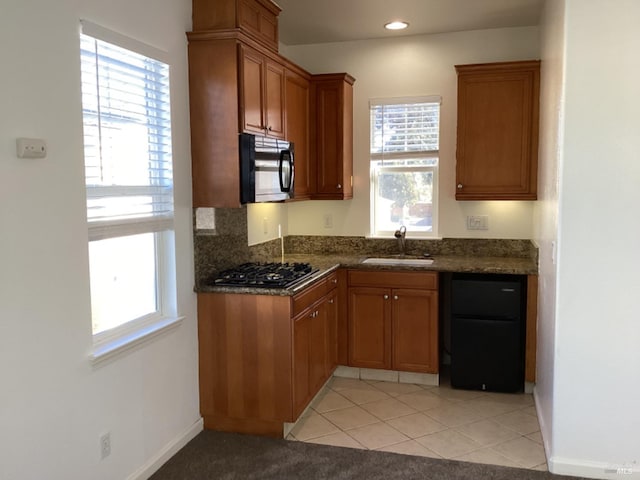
[450,273,526,393]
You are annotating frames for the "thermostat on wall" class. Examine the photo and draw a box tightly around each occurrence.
[16,137,47,158]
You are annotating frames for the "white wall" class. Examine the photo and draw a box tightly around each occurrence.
[534,0,566,465]
[0,1,199,480]
[247,203,288,246]
[279,27,540,239]
[549,0,640,477]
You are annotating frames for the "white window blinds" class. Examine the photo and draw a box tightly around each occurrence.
[370,96,441,161]
[80,27,174,241]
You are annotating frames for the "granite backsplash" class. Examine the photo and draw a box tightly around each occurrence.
[193,207,538,289]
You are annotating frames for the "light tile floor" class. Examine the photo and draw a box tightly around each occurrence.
[287,375,547,471]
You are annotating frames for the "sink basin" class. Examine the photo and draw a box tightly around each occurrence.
[362,257,434,266]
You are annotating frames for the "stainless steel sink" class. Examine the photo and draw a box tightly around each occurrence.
[361,257,434,266]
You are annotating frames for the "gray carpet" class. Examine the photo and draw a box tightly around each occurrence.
[150,430,587,480]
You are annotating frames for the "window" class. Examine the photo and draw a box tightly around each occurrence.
[370,97,440,237]
[80,21,177,344]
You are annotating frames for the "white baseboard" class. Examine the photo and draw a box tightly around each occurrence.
[549,456,640,479]
[127,417,204,480]
[534,390,640,479]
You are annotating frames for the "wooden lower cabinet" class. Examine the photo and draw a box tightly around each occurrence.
[292,282,338,418]
[292,307,311,418]
[197,292,292,436]
[198,272,340,437]
[392,289,439,373]
[348,287,391,369]
[348,271,439,374]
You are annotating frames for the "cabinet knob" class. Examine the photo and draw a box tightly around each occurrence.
[383,294,389,300]
[394,295,399,300]
[331,278,338,284]
[328,299,334,304]
[267,126,272,132]
[337,184,342,189]
[457,183,463,189]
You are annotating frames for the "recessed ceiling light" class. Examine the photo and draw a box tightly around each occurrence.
[384,21,409,31]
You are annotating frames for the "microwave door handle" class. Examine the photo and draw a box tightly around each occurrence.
[279,149,293,193]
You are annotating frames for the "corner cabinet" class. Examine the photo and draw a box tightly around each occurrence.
[311,73,355,200]
[455,60,540,200]
[348,270,439,374]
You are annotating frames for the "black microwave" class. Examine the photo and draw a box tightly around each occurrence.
[239,133,294,203]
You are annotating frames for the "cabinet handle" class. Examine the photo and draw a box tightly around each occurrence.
[337,184,342,189]
[457,183,463,189]
[383,294,389,300]
[394,295,399,300]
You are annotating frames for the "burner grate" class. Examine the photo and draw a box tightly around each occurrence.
[213,262,318,289]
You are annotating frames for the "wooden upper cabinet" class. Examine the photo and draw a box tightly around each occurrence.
[240,47,265,134]
[188,38,242,208]
[264,61,285,138]
[455,60,540,200]
[188,2,355,206]
[187,36,289,207]
[311,73,355,200]
[192,0,281,51]
[285,69,311,200]
[239,45,284,138]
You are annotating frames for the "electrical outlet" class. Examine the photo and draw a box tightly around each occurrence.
[100,432,111,460]
[323,214,333,229]
[467,215,489,230]
[16,137,47,158]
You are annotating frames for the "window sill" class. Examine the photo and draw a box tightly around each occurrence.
[91,315,184,366]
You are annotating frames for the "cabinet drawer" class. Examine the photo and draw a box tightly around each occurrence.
[292,278,327,317]
[348,270,438,290]
[326,271,339,290]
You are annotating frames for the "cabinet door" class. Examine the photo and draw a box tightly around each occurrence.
[238,0,279,50]
[309,301,327,393]
[312,74,354,200]
[391,289,439,373]
[285,70,311,200]
[455,61,539,200]
[240,46,265,135]
[348,287,392,369]
[293,309,312,418]
[264,60,285,138]
[325,289,339,375]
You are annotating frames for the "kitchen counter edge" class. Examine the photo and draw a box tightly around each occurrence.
[195,254,538,296]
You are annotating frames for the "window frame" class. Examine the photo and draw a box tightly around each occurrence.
[79,21,181,363]
[369,97,441,238]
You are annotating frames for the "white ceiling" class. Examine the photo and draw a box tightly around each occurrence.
[275,0,544,46]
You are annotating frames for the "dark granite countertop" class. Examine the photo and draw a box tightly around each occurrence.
[196,253,538,296]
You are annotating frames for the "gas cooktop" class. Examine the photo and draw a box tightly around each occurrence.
[212,262,318,289]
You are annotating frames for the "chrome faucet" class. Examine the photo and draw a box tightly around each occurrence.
[394,225,407,255]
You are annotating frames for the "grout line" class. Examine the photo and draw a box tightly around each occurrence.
[294,378,546,470]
